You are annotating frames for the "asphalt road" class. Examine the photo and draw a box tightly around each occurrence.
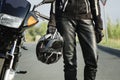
[14,42,120,80]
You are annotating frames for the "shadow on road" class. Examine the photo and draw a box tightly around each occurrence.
[98,45,120,58]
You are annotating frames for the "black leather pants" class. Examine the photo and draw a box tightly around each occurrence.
[56,18,98,80]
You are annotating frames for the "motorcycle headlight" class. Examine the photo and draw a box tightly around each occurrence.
[0,13,23,28]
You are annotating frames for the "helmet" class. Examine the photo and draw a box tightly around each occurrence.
[36,30,63,64]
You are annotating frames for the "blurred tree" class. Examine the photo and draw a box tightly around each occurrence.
[26,21,48,41]
[107,19,120,39]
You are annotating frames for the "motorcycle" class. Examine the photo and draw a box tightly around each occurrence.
[0,0,53,80]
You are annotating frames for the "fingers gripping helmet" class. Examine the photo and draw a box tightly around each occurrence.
[36,30,64,64]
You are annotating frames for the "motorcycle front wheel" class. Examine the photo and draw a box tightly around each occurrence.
[0,58,7,80]
[0,58,15,80]
[0,58,5,77]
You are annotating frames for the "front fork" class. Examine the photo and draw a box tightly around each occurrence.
[4,39,17,80]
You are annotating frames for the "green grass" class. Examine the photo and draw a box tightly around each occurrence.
[100,38,120,50]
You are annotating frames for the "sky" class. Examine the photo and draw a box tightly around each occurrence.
[27,0,120,24]
[101,0,120,23]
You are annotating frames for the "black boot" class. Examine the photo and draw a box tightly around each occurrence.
[84,66,97,80]
[64,70,77,80]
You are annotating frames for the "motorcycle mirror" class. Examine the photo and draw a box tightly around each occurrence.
[42,0,55,3]
[32,0,54,11]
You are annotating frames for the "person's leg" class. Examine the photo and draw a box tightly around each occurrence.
[76,19,98,80]
[57,18,77,80]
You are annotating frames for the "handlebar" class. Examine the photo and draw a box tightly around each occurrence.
[34,11,49,20]
[39,14,49,20]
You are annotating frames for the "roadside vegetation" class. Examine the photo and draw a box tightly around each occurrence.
[100,19,120,49]
[25,21,48,42]
[25,19,120,50]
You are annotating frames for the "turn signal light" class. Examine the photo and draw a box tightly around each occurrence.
[27,16,38,27]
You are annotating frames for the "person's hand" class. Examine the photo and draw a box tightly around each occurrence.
[95,28,104,43]
[47,26,56,34]
[93,16,103,43]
